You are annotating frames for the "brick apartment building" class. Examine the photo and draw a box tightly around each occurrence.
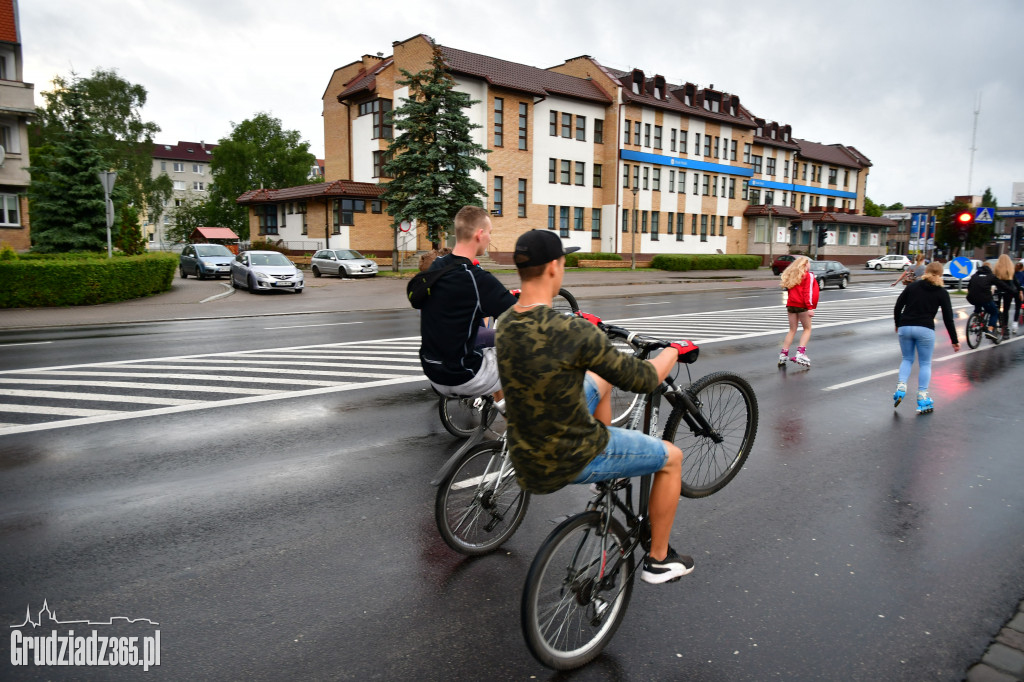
[238,33,895,265]
[0,0,32,251]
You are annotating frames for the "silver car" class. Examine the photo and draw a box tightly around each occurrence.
[230,250,304,294]
[310,249,379,278]
[180,243,234,279]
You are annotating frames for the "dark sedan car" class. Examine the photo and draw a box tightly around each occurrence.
[771,254,796,276]
[808,260,850,289]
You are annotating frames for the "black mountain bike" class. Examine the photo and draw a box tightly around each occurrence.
[521,323,758,670]
[964,305,1004,349]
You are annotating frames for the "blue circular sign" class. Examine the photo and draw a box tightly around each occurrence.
[949,256,974,279]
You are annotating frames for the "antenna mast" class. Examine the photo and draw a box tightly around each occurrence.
[967,92,981,195]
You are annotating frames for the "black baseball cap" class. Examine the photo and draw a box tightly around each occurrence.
[513,230,580,269]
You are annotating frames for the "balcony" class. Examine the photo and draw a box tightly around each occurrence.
[0,80,35,117]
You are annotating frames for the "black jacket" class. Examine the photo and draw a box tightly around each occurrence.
[418,255,517,386]
[967,265,1014,305]
[894,279,959,344]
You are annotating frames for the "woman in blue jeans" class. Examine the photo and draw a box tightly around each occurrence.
[892,262,961,413]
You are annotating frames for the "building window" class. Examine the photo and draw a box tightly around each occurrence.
[700,214,708,241]
[549,111,558,136]
[767,158,776,176]
[668,169,675,193]
[373,150,384,178]
[644,123,651,147]
[173,162,184,172]
[702,175,710,196]
[642,166,649,190]
[559,206,569,237]
[593,164,602,188]
[493,97,503,147]
[641,211,648,233]
[692,173,699,195]
[576,115,586,141]
[173,181,186,191]
[843,169,850,188]
[743,144,751,164]
[592,208,601,238]
[728,177,736,199]
[691,214,698,235]
[574,206,584,231]
[667,212,674,235]
[575,162,585,186]
[694,133,701,155]
[714,137,720,158]
[493,176,503,215]
[828,168,838,185]
[652,168,661,192]
[561,113,571,138]
[752,156,763,175]
[549,158,557,184]
[633,165,640,189]
[336,198,365,227]
[548,205,555,229]
[560,159,571,184]
[703,135,712,157]
[651,212,659,240]
[160,161,166,172]
[258,205,279,235]
[193,182,205,191]
[622,163,630,188]
[518,103,528,150]
[622,208,629,233]
[730,140,737,161]
[670,129,677,152]
[624,120,631,145]
[633,124,640,147]
[784,159,790,178]
[192,164,204,174]
[653,125,662,149]
[679,130,687,154]
[359,99,393,139]
[518,179,527,218]
[0,194,19,226]
[676,213,685,241]
[594,119,603,144]
[371,200,381,214]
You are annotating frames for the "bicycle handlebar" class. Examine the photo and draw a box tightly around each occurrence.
[597,322,669,352]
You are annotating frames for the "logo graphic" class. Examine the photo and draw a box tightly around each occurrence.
[10,600,160,671]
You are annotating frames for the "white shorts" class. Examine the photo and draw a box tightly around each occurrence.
[431,347,502,397]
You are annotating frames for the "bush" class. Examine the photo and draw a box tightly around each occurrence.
[649,254,762,272]
[565,252,623,268]
[0,252,178,308]
[249,239,290,254]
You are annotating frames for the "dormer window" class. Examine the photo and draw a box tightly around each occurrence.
[632,82,639,94]
[770,129,776,139]
[783,132,789,141]
[756,126,763,137]
[711,100,719,112]
[654,87,660,99]
[631,69,644,96]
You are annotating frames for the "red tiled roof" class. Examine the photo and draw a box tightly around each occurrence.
[605,67,754,128]
[153,141,217,162]
[338,59,393,100]
[0,0,17,43]
[743,204,803,219]
[440,46,612,104]
[803,210,895,227]
[192,227,239,240]
[794,139,871,168]
[236,180,386,204]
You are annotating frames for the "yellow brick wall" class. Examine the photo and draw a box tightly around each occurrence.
[0,195,31,250]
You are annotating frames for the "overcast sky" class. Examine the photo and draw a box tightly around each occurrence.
[20,0,1024,208]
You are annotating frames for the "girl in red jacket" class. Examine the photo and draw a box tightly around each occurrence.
[778,256,820,366]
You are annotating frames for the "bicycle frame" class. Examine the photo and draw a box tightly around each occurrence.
[431,396,504,486]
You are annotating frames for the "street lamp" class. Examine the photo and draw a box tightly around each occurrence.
[630,184,639,270]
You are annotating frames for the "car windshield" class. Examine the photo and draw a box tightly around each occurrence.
[809,262,827,272]
[250,252,292,267]
[334,250,363,259]
[195,244,233,257]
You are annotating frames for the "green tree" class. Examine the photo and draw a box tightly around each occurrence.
[166,195,213,245]
[381,41,490,255]
[863,197,884,217]
[886,202,905,211]
[114,204,147,255]
[27,90,108,252]
[934,199,993,257]
[206,113,316,240]
[981,187,998,207]
[30,68,173,226]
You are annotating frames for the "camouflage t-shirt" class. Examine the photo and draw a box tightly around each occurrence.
[495,305,660,495]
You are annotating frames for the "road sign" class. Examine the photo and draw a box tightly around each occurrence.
[949,256,974,279]
[974,207,994,224]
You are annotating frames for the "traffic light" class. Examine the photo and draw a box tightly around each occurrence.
[817,224,828,247]
[956,210,973,238]
[1015,223,1024,244]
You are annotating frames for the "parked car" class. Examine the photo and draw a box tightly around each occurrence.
[179,243,234,279]
[770,254,797,276]
[865,254,911,270]
[230,250,304,294]
[942,259,984,288]
[809,260,850,289]
[310,249,379,278]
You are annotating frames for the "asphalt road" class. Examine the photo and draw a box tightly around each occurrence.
[1,282,1023,680]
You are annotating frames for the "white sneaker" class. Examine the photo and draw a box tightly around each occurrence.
[1012,321,1019,335]
[790,351,811,366]
[778,352,789,366]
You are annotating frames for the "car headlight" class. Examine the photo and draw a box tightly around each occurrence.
[253,270,272,281]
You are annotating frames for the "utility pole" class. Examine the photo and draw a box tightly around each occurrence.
[630,184,639,270]
[967,91,981,195]
[98,171,117,258]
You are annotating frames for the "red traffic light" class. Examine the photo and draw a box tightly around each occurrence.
[956,211,973,224]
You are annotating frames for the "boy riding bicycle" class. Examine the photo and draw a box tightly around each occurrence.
[495,229,695,584]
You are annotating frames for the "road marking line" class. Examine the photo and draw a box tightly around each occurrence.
[625,301,671,307]
[0,378,279,395]
[264,321,364,330]
[0,341,53,347]
[0,404,116,417]
[42,367,415,381]
[0,389,198,406]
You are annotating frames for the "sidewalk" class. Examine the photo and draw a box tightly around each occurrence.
[0,267,896,331]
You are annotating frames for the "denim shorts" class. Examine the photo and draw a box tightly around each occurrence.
[571,375,669,484]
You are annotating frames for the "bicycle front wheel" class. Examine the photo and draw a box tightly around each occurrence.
[965,312,984,349]
[438,395,481,438]
[522,511,634,670]
[664,371,758,498]
[435,441,530,555]
[552,288,580,316]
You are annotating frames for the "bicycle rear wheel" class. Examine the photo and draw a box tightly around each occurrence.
[663,371,758,498]
[552,288,580,316]
[435,441,530,555]
[521,511,634,670]
[438,395,482,438]
[965,312,984,349]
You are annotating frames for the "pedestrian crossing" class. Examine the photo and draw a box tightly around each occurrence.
[0,292,969,436]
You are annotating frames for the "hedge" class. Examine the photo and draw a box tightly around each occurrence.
[0,252,178,308]
[565,252,623,268]
[649,254,762,272]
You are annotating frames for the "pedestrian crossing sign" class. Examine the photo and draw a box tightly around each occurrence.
[975,207,994,224]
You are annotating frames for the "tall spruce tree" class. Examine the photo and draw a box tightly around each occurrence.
[381,42,490,255]
[27,91,109,252]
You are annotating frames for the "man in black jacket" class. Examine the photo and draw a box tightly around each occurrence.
[967,263,1014,339]
[419,206,517,398]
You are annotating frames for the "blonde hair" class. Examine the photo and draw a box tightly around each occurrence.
[915,254,926,265]
[921,261,943,286]
[780,256,810,289]
[453,206,490,243]
[993,254,1014,280]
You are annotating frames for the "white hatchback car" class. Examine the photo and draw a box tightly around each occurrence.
[866,255,912,270]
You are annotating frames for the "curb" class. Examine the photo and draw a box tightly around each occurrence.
[967,604,1024,681]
